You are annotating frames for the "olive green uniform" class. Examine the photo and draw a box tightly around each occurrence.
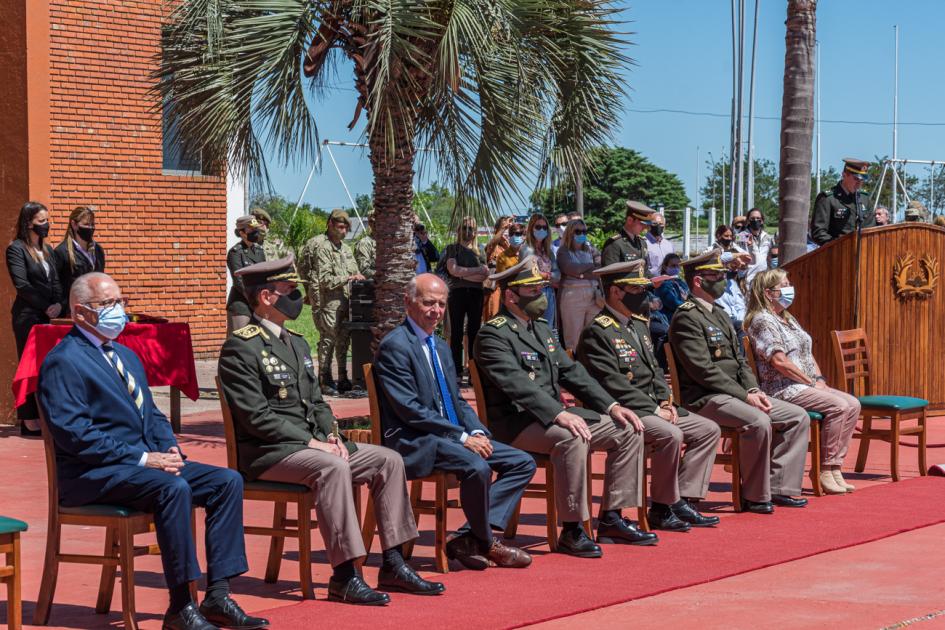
[354,234,376,279]
[811,182,875,245]
[473,308,643,523]
[576,308,720,504]
[601,229,649,269]
[218,318,416,566]
[668,298,809,502]
[226,241,266,332]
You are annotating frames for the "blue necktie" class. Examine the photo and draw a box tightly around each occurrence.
[425,335,459,426]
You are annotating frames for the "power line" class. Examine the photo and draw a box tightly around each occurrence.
[626,107,945,127]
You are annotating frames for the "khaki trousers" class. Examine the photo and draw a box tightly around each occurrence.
[642,412,721,505]
[782,386,860,466]
[558,284,600,351]
[510,414,643,522]
[258,444,417,567]
[697,395,810,502]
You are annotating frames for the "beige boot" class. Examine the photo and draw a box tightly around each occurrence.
[832,468,855,492]
[819,469,847,494]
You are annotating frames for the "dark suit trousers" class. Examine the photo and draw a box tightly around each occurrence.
[95,461,248,588]
[432,440,536,542]
[12,309,47,419]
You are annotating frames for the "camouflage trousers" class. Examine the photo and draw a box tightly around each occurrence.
[314,293,350,380]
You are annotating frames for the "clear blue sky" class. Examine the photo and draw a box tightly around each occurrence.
[262,1,945,214]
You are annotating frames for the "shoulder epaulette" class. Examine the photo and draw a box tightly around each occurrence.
[536,317,548,324]
[284,327,303,336]
[630,313,649,322]
[677,301,696,311]
[233,324,262,339]
[486,316,507,328]
[604,234,621,245]
[594,315,617,329]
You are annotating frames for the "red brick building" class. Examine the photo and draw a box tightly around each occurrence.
[0,0,243,419]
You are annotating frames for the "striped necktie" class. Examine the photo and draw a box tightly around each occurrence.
[102,344,145,416]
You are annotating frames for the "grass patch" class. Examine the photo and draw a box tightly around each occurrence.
[285,303,320,351]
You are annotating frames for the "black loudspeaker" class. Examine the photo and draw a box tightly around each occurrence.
[347,322,373,389]
[350,280,375,322]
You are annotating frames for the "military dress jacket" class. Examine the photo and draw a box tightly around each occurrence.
[601,228,649,269]
[472,308,616,445]
[667,298,758,409]
[576,310,689,419]
[226,241,266,316]
[811,182,876,245]
[218,317,355,481]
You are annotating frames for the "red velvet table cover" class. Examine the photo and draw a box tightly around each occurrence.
[12,323,200,407]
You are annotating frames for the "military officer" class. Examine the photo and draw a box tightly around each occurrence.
[354,211,376,279]
[575,260,721,531]
[668,251,810,514]
[250,206,283,259]
[226,215,267,334]
[298,209,364,395]
[473,256,657,557]
[601,201,656,268]
[219,257,443,605]
[811,158,874,245]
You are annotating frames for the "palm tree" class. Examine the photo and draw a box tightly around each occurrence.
[158,0,630,339]
[777,0,816,263]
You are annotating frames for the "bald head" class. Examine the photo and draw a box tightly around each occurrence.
[405,273,448,335]
[70,272,119,310]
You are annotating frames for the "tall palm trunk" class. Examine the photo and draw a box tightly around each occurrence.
[777,0,816,263]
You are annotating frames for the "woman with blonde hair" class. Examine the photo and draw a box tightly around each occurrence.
[482,215,513,321]
[555,218,600,350]
[54,206,106,316]
[744,268,860,494]
[520,213,559,328]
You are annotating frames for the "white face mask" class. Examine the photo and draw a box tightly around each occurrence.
[775,285,795,309]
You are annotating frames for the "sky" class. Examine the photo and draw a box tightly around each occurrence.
[261,0,945,215]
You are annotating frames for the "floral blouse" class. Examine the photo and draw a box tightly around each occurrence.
[746,310,818,399]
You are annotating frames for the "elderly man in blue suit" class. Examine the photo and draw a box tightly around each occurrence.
[374,273,536,570]
[37,272,265,630]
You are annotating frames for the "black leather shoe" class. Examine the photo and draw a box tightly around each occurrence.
[163,603,216,630]
[19,422,41,437]
[445,534,490,570]
[646,506,692,532]
[671,501,720,527]
[558,527,603,558]
[336,378,353,393]
[378,564,445,595]
[199,595,268,629]
[597,518,660,546]
[320,377,339,396]
[327,575,390,606]
[741,499,775,514]
[772,494,808,508]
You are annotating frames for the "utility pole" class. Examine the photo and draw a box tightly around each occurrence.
[735,0,746,218]
[729,0,739,221]
[816,40,821,194]
[892,25,900,219]
[745,0,759,210]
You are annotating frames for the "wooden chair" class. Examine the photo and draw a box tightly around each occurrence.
[741,336,825,496]
[215,378,316,599]
[33,408,194,629]
[665,346,742,511]
[362,363,456,572]
[831,329,928,481]
[0,516,27,630]
[468,359,561,550]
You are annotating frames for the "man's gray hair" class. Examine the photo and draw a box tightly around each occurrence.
[406,273,448,303]
[70,272,115,308]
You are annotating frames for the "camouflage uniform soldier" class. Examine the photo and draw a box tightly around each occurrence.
[354,211,376,279]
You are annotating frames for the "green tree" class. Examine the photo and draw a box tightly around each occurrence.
[701,156,779,225]
[160,0,630,339]
[531,147,689,234]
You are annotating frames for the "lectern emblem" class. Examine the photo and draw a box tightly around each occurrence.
[893,254,938,299]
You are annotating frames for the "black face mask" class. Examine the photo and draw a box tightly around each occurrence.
[274,289,304,320]
[32,223,50,238]
[650,225,664,238]
[246,230,261,244]
[749,218,763,231]
[77,226,95,242]
[621,289,649,315]
[515,291,548,320]
[719,238,733,248]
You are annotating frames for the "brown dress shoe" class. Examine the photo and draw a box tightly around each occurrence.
[445,534,490,570]
[485,539,532,568]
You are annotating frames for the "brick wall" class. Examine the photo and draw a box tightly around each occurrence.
[45,0,228,357]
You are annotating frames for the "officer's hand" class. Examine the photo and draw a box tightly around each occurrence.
[349,273,366,282]
[610,405,644,432]
[657,404,678,424]
[464,434,493,458]
[555,411,592,441]
[327,435,350,461]
[746,391,772,412]
[146,452,184,475]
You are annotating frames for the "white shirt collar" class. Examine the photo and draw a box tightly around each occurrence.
[604,303,630,327]
[76,323,106,349]
[406,316,434,342]
[258,317,283,339]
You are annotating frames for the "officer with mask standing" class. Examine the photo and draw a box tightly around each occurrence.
[227,215,267,334]
[811,158,874,245]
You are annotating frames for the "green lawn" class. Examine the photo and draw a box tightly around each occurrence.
[285,303,320,351]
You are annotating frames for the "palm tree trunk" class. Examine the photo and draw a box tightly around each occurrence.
[777,0,816,263]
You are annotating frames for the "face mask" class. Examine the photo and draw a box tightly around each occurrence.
[650,225,664,238]
[32,223,50,238]
[533,228,549,241]
[92,303,128,340]
[621,289,649,315]
[574,234,588,245]
[775,285,795,309]
[246,230,261,243]
[769,257,779,268]
[274,288,304,320]
[515,291,548,320]
[461,227,475,240]
[749,219,763,231]
[700,277,727,299]
[719,238,733,248]
[665,266,680,276]
[510,235,525,247]
[77,226,95,241]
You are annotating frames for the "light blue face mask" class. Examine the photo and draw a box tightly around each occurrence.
[93,302,129,340]
[574,234,588,245]
[776,285,795,309]
[533,228,549,241]
[510,235,525,247]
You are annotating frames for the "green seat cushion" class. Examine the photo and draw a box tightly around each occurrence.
[807,411,824,421]
[245,480,309,494]
[59,504,142,518]
[0,516,28,534]
[858,395,929,411]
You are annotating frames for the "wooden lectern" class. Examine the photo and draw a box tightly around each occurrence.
[782,224,944,409]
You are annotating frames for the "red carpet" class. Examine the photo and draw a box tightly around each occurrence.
[256,476,945,629]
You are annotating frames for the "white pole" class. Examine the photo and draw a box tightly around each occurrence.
[745,0,759,210]
[683,206,692,258]
[816,40,822,194]
[289,161,319,224]
[324,142,364,228]
[696,146,701,212]
[721,158,727,222]
[735,0,746,219]
[729,0,738,217]
[892,25,899,218]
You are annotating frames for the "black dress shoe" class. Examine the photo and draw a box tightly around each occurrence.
[671,501,720,527]
[772,494,808,508]
[199,595,269,629]
[19,423,41,437]
[558,527,603,558]
[163,603,216,630]
[597,518,660,546]
[646,506,692,532]
[741,499,775,514]
[445,533,490,570]
[327,575,391,606]
[336,378,353,393]
[377,564,445,595]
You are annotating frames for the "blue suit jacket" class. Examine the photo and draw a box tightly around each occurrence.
[37,327,179,506]
[374,320,489,479]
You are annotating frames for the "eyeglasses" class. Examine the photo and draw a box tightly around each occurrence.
[534,224,549,230]
[573,229,588,235]
[510,231,524,236]
[555,222,568,228]
[85,297,130,310]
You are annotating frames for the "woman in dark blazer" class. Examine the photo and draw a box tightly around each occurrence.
[54,206,106,316]
[5,201,64,434]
